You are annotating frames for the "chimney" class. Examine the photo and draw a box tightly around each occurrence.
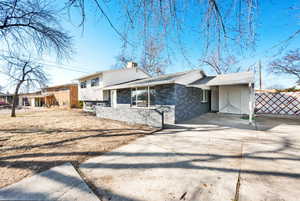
[126,61,138,68]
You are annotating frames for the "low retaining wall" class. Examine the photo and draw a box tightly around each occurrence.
[95,106,167,127]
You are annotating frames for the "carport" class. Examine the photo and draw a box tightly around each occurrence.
[189,71,255,123]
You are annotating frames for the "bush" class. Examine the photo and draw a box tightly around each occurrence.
[78,101,83,109]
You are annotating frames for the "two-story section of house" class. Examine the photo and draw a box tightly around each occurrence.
[77,62,150,111]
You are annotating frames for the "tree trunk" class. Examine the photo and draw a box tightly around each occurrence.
[11,82,22,117]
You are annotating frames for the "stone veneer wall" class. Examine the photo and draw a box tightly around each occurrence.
[174,84,210,123]
[115,85,176,124]
[95,106,164,127]
[95,83,209,126]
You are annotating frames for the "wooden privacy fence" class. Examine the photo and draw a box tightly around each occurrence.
[255,92,300,115]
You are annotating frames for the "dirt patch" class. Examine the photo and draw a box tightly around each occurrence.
[0,109,156,188]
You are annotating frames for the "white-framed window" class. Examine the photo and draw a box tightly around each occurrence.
[201,89,209,103]
[80,81,87,88]
[131,87,155,107]
[91,78,99,87]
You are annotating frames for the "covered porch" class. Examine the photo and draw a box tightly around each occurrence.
[189,72,255,124]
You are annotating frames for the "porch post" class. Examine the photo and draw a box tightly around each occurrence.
[147,86,150,107]
[249,82,253,125]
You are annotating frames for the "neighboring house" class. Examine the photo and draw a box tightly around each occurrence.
[94,69,254,127]
[0,92,39,106]
[0,93,13,105]
[18,83,79,108]
[77,62,150,111]
[18,92,43,107]
[42,83,79,108]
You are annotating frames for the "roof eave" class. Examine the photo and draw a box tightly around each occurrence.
[103,80,175,90]
[76,72,103,81]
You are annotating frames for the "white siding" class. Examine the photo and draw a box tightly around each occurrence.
[219,85,251,115]
[78,75,104,101]
[103,68,149,87]
[78,68,149,102]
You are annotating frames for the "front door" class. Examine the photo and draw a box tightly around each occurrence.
[110,90,117,108]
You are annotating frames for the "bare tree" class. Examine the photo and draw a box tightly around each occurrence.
[0,0,72,58]
[1,54,47,117]
[140,36,168,76]
[0,0,72,117]
[201,50,240,74]
[269,49,300,80]
[112,36,168,76]
[271,5,300,54]
[67,0,258,69]
[112,53,135,69]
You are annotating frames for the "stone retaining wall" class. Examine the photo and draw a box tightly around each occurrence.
[95,106,174,127]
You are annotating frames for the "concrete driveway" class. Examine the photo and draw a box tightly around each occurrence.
[1,113,299,201]
[79,113,300,201]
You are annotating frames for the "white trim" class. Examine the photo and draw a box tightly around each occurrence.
[111,90,117,108]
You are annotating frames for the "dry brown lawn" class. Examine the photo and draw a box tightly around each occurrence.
[0,109,156,188]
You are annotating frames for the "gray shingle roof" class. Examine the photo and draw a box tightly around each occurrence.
[76,67,151,80]
[189,71,254,88]
[103,70,201,89]
[103,70,254,90]
[189,76,216,87]
[207,71,254,86]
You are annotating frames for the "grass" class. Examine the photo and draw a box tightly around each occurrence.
[0,109,156,188]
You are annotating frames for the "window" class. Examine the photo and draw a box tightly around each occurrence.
[201,89,209,103]
[131,87,156,107]
[80,81,87,88]
[149,88,156,106]
[91,78,99,87]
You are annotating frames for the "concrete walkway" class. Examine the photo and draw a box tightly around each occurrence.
[0,163,99,201]
[1,114,300,201]
[78,114,300,201]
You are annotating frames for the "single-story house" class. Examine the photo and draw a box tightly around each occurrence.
[41,83,79,108]
[0,93,13,105]
[92,69,254,127]
[17,83,79,108]
[18,91,44,107]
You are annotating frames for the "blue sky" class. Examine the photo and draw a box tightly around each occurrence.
[1,0,299,92]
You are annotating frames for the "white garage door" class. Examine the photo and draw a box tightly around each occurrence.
[219,85,250,114]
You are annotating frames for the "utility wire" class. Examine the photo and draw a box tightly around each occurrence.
[0,49,92,74]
